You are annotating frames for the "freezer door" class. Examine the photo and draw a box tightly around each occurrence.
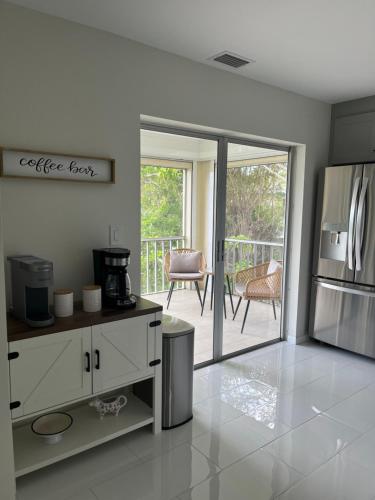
[310,279,375,358]
[315,164,362,282]
[355,164,375,286]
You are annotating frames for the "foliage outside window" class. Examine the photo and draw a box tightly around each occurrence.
[140,160,288,293]
[141,165,184,239]
[225,162,287,271]
[141,165,185,293]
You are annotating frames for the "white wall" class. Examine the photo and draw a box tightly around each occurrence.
[0,193,16,499]
[0,1,330,341]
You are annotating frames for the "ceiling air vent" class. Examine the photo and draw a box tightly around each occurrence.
[211,52,254,69]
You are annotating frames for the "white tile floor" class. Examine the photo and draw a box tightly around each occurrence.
[149,290,281,364]
[17,340,375,500]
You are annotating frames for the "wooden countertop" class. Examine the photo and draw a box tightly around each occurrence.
[7,296,163,343]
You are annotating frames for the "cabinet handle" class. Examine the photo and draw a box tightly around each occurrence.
[95,349,100,370]
[149,320,161,327]
[85,352,91,373]
[149,359,161,367]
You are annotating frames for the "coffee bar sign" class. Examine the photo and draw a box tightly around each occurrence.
[0,148,115,183]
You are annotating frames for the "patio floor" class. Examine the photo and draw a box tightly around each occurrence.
[145,289,281,364]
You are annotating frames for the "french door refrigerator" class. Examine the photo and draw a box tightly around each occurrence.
[311,163,375,357]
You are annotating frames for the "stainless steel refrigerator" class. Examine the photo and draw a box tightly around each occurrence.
[311,163,375,358]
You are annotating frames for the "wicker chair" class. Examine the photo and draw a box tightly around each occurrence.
[233,260,283,333]
[164,249,206,309]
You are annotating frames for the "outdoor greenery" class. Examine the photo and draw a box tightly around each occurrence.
[141,165,184,238]
[226,163,287,242]
[141,165,185,293]
[140,162,287,293]
[224,162,287,271]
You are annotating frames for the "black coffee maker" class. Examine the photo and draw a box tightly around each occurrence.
[93,248,136,309]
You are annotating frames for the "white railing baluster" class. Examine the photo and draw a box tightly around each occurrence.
[161,240,165,291]
[146,241,149,294]
[154,240,157,293]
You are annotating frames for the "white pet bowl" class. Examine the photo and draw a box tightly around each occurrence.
[31,412,73,444]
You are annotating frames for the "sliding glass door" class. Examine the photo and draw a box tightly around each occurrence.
[141,126,289,366]
[218,141,288,358]
[140,128,218,365]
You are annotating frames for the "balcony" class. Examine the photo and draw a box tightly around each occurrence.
[141,237,282,364]
[141,237,283,294]
[140,129,287,363]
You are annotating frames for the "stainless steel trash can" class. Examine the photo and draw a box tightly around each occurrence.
[162,314,194,429]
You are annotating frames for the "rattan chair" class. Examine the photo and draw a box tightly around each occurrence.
[164,249,206,309]
[233,260,283,333]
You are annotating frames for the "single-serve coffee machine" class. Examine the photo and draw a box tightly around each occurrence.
[93,248,136,309]
[8,255,54,327]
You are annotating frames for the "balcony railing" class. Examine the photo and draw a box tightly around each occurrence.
[141,237,186,295]
[224,238,283,273]
[141,237,283,295]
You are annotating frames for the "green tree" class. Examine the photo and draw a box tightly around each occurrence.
[141,166,184,238]
[226,163,287,242]
[141,165,185,293]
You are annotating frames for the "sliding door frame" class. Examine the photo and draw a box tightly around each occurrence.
[216,137,291,362]
[141,122,291,366]
[212,137,227,360]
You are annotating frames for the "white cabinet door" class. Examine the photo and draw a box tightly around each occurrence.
[92,315,155,393]
[9,328,92,419]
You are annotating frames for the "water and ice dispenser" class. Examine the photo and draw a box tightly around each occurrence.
[320,223,348,262]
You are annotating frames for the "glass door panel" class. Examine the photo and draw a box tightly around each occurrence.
[222,141,288,356]
[140,128,218,366]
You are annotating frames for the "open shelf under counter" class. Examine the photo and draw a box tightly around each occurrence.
[13,393,153,477]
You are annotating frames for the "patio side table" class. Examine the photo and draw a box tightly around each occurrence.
[201,268,235,317]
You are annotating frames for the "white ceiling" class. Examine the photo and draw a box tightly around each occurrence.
[8,0,375,103]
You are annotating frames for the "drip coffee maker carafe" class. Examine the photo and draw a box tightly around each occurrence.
[93,248,136,308]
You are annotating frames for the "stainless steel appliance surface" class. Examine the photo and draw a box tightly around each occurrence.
[311,163,375,357]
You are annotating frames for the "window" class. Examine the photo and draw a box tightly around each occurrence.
[140,158,192,294]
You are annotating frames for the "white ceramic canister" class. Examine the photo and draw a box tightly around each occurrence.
[82,285,102,312]
[54,289,74,317]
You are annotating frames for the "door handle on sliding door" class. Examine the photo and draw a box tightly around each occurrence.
[348,177,361,270]
[355,177,369,271]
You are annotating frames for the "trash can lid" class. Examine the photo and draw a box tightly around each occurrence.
[162,314,194,337]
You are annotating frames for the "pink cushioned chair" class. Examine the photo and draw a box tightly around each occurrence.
[164,249,206,309]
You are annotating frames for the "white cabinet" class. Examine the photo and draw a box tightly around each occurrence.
[9,328,92,419]
[9,314,159,419]
[331,112,375,164]
[9,310,163,477]
[92,315,155,393]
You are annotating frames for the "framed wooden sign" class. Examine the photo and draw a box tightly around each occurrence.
[0,148,115,183]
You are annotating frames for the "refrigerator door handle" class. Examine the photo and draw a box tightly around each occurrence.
[348,177,361,270]
[355,177,369,271]
[316,280,375,298]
